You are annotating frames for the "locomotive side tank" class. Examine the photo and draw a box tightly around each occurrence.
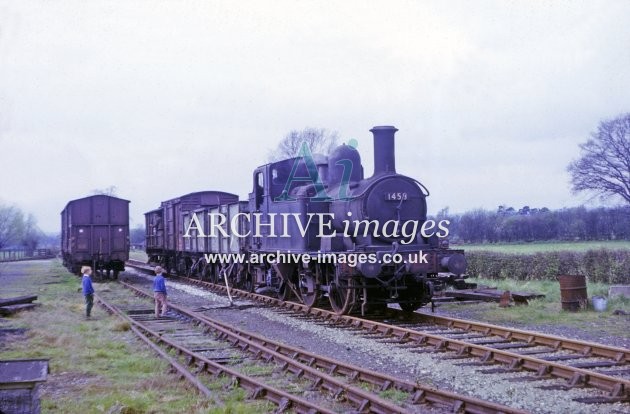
[61,195,130,278]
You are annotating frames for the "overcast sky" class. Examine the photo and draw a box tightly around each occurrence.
[1,0,629,233]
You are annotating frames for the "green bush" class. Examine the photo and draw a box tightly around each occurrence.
[466,249,630,283]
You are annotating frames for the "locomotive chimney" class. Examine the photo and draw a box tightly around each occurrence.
[370,125,397,175]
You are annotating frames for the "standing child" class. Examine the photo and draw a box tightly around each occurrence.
[81,266,95,318]
[153,266,168,317]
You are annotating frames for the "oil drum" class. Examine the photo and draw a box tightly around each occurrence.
[557,274,587,311]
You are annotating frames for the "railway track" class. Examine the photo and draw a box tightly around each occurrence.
[98,276,523,413]
[96,288,383,413]
[398,311,630,379]
[125,261,629,406]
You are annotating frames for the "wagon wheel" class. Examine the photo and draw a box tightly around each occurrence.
[219,264,236,288]
[298,271,319,308]
[329,275,357,315]
[238,265,254,292]
[176,258,188,275]
[210,265,221,284]
[92,259,105,281]
[275,264,299,301]
[241,273,255,292]
[201,263,212,282]
[277,280,291,301]
[202,263,218,284]
[188,259,203,279]
[196,262,205,280]
[159,258,170,277]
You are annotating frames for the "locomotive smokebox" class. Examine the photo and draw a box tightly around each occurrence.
[370,125,397,175]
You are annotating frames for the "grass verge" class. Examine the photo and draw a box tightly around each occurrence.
[451,277,630,336]
[0,259,271,413]
[459,240,630,253]
[129,250,148,262]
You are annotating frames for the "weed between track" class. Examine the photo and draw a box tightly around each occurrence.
[0,259,275,413]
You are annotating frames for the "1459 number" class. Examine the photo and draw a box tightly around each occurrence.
[385,192,408,201]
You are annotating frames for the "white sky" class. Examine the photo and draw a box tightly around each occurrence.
[1,0,629,233]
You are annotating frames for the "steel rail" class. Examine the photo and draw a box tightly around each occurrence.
[172,275,629,401]
[95,292,335,414]
[120,280,527,414]
[408,312,629,363]
[94,293,213,398]
[118,282,418,414]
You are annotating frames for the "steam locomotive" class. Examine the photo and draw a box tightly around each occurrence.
[145,126,466,314]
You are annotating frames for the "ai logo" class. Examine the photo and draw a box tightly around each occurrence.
[274,140,358,202]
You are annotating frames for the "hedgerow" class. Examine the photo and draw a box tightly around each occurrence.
[465,249,630,284]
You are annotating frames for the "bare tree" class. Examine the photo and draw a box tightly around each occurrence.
[130,224,146,245]
[0,204,24,249]
[568,113,630,205]
[21,214,43,254]
[268,127,339,161]
[92,186,118,196]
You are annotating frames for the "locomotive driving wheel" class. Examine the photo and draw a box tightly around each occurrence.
[329,272,357,315]
[298,270,319,308]
[275,264,299,302]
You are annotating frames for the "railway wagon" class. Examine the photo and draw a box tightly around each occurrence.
[145,191,239,274]
[61,195,130,278]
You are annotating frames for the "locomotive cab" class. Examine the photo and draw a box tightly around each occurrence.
[248,155,331,253]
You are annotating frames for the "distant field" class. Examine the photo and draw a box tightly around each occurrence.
[129,249,148,262]
[128,242,630,257]
[455,240,630,253]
